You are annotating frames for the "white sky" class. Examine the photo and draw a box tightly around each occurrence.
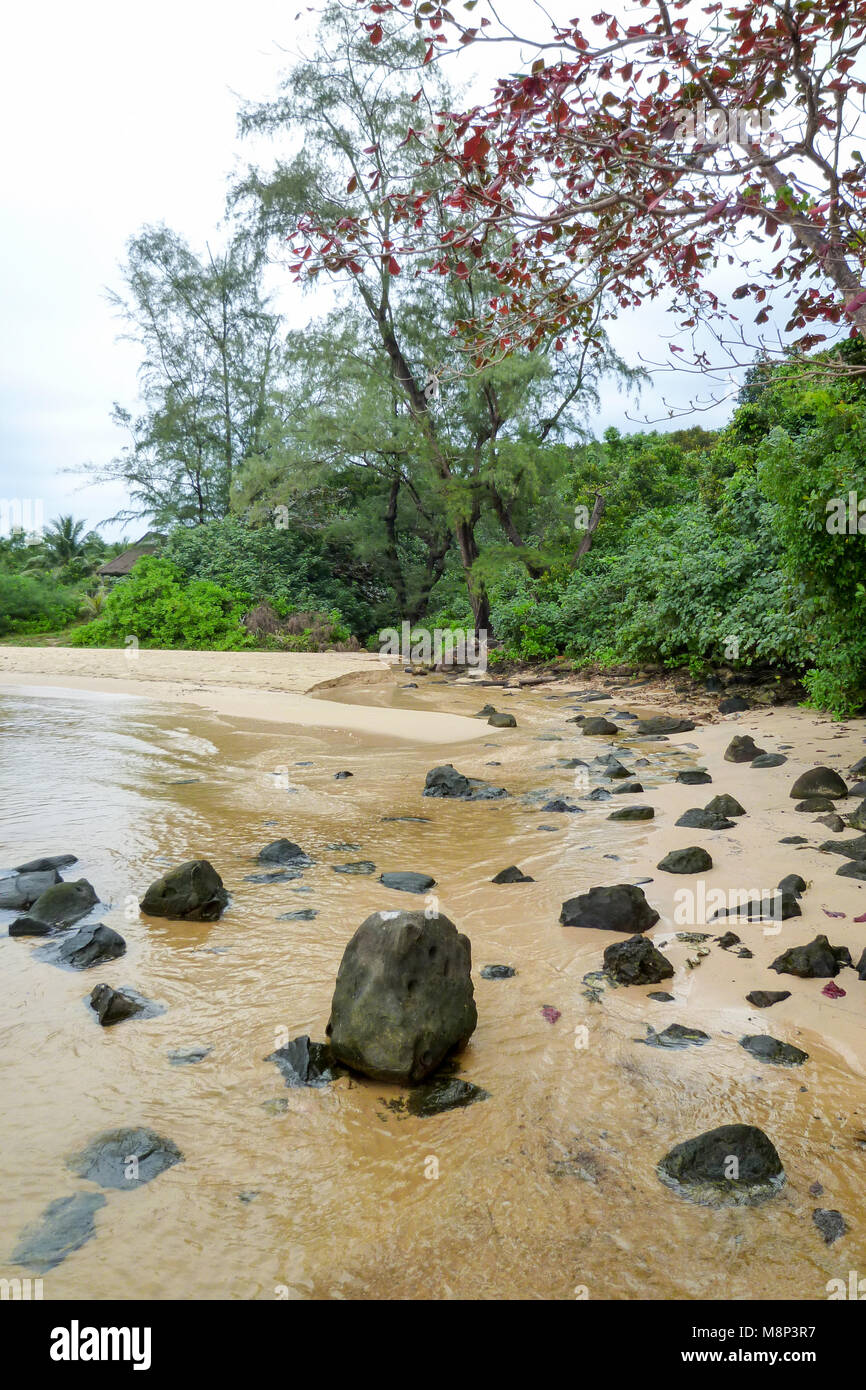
[0,0,757,543]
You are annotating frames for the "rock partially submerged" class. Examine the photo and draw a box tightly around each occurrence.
[67,1127,183,1189]
[26,878,99,928]
[423,765,508,801]
[12,1192,106,1272]
[0,869,61,910]
[257,839,311,866]
[49,924,127,970]
[12,853,77,874]
[265,1035,344,1088]
[740,1035,808,1066]
[560,884,659,934]
[405,1076,489,1117]
[608,805,654,821]
[88,983,146,1027]
[640,1023,709,1049]
[491,865,534,883]
[658,1124,785,1206]
[140,860,228,921]
[379,871,437,894]
[604,935,674,986]
[327,909,477,1084]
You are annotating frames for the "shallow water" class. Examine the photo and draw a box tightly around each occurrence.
[1,679,865,1300]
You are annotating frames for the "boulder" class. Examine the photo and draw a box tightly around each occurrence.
[560,884,659,934]
[487,712,516,728]
[816,813,846,833]
[88,984,144,1027]
[491,865,534,883]
[819,834,866,860]
[657,847,713,874]
[67,1128,182,1189]
[770,935,851,979]
[481,964,515,979]
[12,854,77,874]
[265,1035,344,1088]
[379,871,436,894]
[54,924,126,970]
[0,870,61,909]
[846,800,866,831]
[657,1124,784,1205]
[604,935,673,985]
[789,767,848,800]
[637,716,695,735]
[22,878,97,926]
[837,861,866,881]
[610,781,644,794]
[327,909,477,1084]
[705,794,746,817]
[594,755,632,779]
[739,1035,808,1066]
[752,753,787,768]
[641,1023,709,1049]
[581,717,620,735]
[608,805,654,821]
[423,765,508,801]
[257,839,311,865]
[676,769,712,785]
[719,696,750,713]
[777,873,807,898]
[710,891,800,923]
[332,861,376,875]
[724,735,766,763]
[795,796,836,812]
[540,800,583,813]
[406,1077,489,1117]
[675,809,734,830]
[140,860,228,921]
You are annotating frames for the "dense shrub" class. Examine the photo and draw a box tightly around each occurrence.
[0,573,81,636]
[69,557,253,650]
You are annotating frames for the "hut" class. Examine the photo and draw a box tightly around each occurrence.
[97,532,164,582]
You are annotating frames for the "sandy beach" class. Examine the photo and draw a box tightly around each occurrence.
[3,645,866,1299]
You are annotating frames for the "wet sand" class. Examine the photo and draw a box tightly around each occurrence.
[2,650,866,1299]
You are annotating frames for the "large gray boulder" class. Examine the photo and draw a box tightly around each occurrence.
[559,884,659,934]
[140,860,228,921]
[327,909,477,1084]
[27,878,98,927]
[657,1124,785,1205]
[790,767,848,800]
[0,870,61,910]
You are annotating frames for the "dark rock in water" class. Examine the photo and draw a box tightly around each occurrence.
[770,935,851,978]
[746,990,791,1009]
[140,860,228,921]
[8,915,54,936]
[481,964,515,979]
[327,909,477,1084]
[813,1208,847,1246]
[675,808,734,830]
[719,696,750,713]
[265,1035,343,1088]
[752,753,787,768]
[610,780,644,794]
[380,871,437,894]
[257,839,311,866]
[816,813,846,833]
[244,869,305,884]
[796,796,836,812]
[819,834,866,860]
[593,754,631,778]
[778,873,807,897]
[168,1046,211,1066]
[648,991,675,1002]
[581,717,620,735]
[641,1023,709,1049]
[560,884,659,934]
[12,1192,106,1272]
[657,1124,784,1205]
[26,878,98,926]
[67,1127,183,1189]
[491,865,534,884]
[381,815,432,823]
[13,854,77,874]
[705,794,746,817]
[406,1077,489,1117]
[845,799,866,831]
[557,757,588,769]
[333,770,354,780]
[604,935,674,986]
[724,735,766,763]
[790,767,848,800]
[740,1035,808,1066]
[0,870,61,910]
[277,908,318,921]
[88,983,144,1027]
[333,861,376,875]
[715,931,741,950]
[583,787,611,801]
[637,716,695,735]
[780,835,807,844]
[657,847,713,874]
[608,805,654,821]
[423,764,508,801]
[487,712,516,728]
[540,799,583,813]
[52,924,126,970]
[676,769,712,785]
[836,860,866,881]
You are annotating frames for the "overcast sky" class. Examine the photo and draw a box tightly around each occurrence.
[1,0,749,543]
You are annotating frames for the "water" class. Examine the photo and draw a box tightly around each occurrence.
[1,681,864,1299]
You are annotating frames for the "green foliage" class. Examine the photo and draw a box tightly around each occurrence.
[69,557,254,651]
[0,572,82,636]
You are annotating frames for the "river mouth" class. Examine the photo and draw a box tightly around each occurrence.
[1,676,865,1300]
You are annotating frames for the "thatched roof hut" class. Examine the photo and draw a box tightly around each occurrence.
[97,533,164,579]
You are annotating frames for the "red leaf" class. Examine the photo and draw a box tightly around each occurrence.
[370,23,384,45]
[822,981,846,999]
[823,909,846,918]
[386,256,400,275]
[854,911,866,923]
[541,1005,561,1024]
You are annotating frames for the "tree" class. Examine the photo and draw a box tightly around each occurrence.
[300,0,866,378]
[81,225,287,527]
[234,6,634,632]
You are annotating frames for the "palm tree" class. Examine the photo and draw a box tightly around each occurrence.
[41,516,90,567]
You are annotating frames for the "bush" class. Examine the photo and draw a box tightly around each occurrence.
[0,572,81,636]
[69,557,253,650]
